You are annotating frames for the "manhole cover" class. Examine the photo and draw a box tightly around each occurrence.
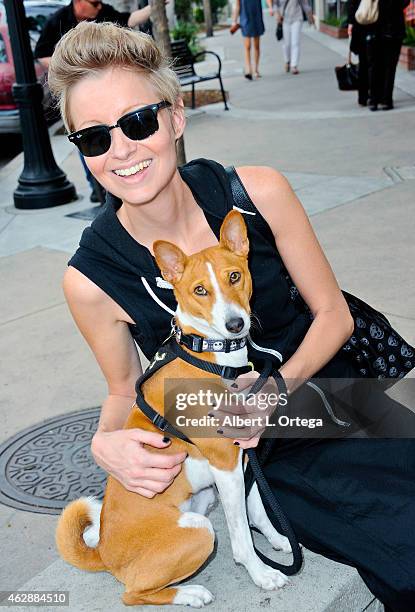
[0,408,106,515]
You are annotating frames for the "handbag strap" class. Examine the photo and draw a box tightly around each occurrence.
[282,0,290,18]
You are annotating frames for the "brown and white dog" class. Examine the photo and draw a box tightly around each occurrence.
[56,211,290,606]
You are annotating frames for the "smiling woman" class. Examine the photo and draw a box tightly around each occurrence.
[48,20,415,611]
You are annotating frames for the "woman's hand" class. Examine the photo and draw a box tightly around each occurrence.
[91,428,187,498]
[211,372,281,449]
[348,24,353,37]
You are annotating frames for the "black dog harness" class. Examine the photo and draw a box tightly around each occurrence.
[135,337,303,575]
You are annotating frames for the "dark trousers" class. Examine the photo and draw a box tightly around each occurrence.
[262,440,415,610]
[366,36,402,106]
[260,379,415,611]
[357,48,369,105]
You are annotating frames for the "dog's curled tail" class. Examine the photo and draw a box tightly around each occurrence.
[56,497,105,572]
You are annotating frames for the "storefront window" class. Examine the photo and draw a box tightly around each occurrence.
[324,0,348,25]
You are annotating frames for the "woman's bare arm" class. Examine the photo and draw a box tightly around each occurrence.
[232,0,240,23]
[236,166,354,394]
[63,266,187,497]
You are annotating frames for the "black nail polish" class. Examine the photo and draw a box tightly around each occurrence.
[208,412,214,417]
[231,382,238,389]
[217,429,223,434]
[233,441,240,446]
[162,436,171,443]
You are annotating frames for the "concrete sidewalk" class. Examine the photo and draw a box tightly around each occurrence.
[1,12,414,611]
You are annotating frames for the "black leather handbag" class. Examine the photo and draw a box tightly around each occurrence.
[335,51,359,91]
[275,0,290,41]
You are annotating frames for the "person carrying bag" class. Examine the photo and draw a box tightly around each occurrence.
[270,0,314,74]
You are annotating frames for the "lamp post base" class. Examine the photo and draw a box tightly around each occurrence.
[14,176,77,210]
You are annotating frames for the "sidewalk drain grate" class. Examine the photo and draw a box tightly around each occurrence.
[0,408,106,515]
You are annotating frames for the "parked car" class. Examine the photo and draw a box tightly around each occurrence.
[0,1,65,134]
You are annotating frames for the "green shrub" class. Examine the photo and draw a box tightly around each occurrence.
[175,0,193,22]
[322,15,347,28]
[403,25,415,47]
[193,0,228,23]
[171,21,204,56]
[171,21,198,44]
[194,7,204,24]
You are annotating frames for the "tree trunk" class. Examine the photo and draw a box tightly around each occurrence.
[149,0,171,57]
[203,0,214,37]
[150,0,186,165]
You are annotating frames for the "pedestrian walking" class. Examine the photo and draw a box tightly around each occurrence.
[347,0,370,106]
[361,0,410,111]
[48,21,415,610]
[232,0,265,79]
[269,0,314,74]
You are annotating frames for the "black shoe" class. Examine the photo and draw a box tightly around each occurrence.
[90,190,100,203]
[244,73,253,80]
[380,103,394,111]
[369,104,378,112]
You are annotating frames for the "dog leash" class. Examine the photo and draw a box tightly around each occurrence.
[240,366,304,575]
[135,338,304,575]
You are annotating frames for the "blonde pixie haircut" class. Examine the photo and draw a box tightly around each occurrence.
[48,21,182,132]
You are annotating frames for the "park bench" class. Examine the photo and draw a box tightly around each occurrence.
[170,39,229,110]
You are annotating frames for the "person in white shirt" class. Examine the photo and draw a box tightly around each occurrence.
[268,0,314,74]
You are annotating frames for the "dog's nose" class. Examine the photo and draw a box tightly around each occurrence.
[225,317,244,333]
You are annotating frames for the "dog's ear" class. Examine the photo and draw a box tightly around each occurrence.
[220,210,249,258]
[153,241,187,284]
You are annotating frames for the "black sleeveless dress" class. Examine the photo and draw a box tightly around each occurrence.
[69,158,415,610]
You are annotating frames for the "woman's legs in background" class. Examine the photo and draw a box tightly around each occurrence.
[282,22,292,70]
[357,48,369,106]
[367,34,382,109]
[253,36,261,77]
[289,20,302,73]
[380,37,402,109]
[243,36,253,78]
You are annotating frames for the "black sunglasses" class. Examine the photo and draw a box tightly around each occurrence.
[68,101,171,157]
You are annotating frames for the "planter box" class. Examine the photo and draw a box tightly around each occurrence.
[319,22,348,39]
[399,45,415,70]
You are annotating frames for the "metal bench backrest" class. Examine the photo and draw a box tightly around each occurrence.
[170,40,196,79]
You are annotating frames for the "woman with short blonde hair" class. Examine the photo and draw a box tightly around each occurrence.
[50,21,415,610]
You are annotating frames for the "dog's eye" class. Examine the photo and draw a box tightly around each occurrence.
[229,271,241,284]
[194,285,208,296]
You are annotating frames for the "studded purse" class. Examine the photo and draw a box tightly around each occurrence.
[286,276,414,387]
[340,290,414,386]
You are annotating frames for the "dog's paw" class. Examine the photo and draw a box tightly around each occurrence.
[247,562,289,591]
[270,534,292,554]
[173,585,214,607]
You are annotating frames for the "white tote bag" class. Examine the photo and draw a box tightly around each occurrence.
[355,0,379,25]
